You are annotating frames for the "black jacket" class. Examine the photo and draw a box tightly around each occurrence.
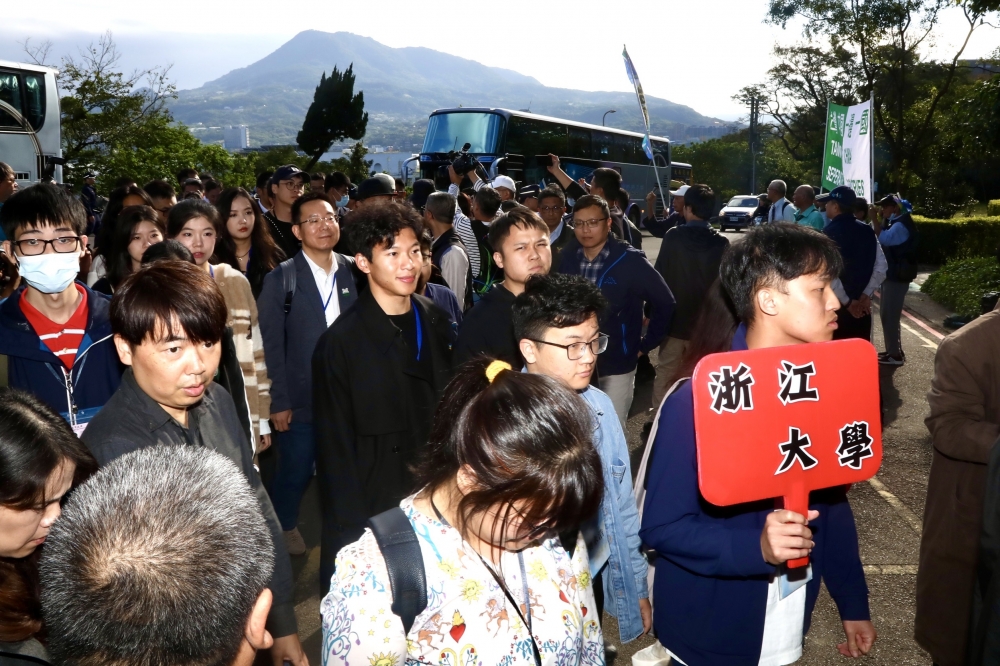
[882,212,918,283]
[653,222,729,340]
[453,283,519,368]
[81,370,297,638]
[550,217,577,268]
[312,290,454,593]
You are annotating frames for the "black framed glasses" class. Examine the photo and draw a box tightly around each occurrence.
[13,236,82,256]
[529,333,608,360]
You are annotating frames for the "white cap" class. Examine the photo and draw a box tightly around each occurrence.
[670,185,689,198]
[491,175,516,192]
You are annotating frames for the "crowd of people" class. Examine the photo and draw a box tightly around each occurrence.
[1,149,982,666]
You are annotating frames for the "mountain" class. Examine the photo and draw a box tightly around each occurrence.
[171,31,733,149]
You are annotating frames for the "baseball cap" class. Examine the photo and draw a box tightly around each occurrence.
[83,172,97,179]
[269,164,310,185]
[409,179,436,209]
[815,192,831,204]
[876,193,902,208]
[670,185,690,198]
[828,185,857,209]
[491,175,517,192]
[517,184,541,201]
[358,176,395,200]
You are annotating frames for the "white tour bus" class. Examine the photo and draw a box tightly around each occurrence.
[0,60,63,185]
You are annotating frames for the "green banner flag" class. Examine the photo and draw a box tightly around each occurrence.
[822,101,873,197]
[821,103,848,192]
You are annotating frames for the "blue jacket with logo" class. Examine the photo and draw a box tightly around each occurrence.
[0,283,122,423]
[557,236,675,377]
[639,325,870,665]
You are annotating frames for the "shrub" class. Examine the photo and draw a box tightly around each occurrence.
[989,200,1000,217]
[912,215,1000,265]
[921,257,1000,319]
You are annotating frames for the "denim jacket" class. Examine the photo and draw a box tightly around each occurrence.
[579,385,649,642]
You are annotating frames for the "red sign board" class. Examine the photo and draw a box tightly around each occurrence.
[692,339,881,567]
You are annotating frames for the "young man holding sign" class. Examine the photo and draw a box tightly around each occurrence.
[640,224,875,665]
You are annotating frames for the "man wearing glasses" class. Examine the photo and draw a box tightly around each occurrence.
[264,164,310,259]
[514,273,652,658]
[555,193,674,429]
[0,183,122,429]
[537,185,575,266]
[258,192,359,558]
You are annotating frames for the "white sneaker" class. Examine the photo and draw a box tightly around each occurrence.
[283,527,306,556]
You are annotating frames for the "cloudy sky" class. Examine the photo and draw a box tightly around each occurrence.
[1,0,996,121]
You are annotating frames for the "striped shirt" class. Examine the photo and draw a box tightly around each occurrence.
[20,284,88,369]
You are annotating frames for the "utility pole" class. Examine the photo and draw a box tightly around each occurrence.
[748,95,760,194]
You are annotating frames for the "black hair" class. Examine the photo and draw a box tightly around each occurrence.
[538,185,566,207]
[591,167,621,202]
[176,168,199,185]
[1,183,87,240]
[672,279,739,384]
[142,179,176,201]
[202,178,221,194]
[411,357,603,548]
[720,223,844,325]
[324,171,350,191]
[512,273,608,341]
[348,201,424,261]
[96,186,155,258]
[40,446,273,666]
[684,184,715,221]
[572,194,611,219]
[105,205,164,289]
[474,187,502,218]
[487,207,549,253]
[291,191,333,225]
[166,198,221,239]
[0,388,96,643]
[498,200,521,213]
[616,189,630,211]
[425,192,457,224]
[853,197,869,216]
[255,171,273,191]
[311,172,326,181]
[214,187,284,272]
[111,260,228,347]
[113,176,137,189]
[141,239,194,265]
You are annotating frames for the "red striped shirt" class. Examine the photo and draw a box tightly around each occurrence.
[20,284,89,369]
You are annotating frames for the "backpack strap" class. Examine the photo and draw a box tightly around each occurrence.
[367,507,427,635]
[279,258,297,315]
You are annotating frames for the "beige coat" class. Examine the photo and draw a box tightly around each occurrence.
[917,303,1000,665]
[213,263,271,448]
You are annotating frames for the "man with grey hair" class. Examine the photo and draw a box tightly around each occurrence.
[424,191,472,308]
[40,446,276,666]
[766,179,796,223]
[792,184,825,230]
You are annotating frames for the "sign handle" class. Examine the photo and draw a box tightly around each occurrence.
[782,482,810,569]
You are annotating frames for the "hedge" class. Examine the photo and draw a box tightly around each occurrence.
[989,200,1000,217]
[913,215,1000,265]
[921,257,1000,319]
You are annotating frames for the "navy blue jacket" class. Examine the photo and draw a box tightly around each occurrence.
[639,325,870,665]
[0,283,122,422]
[557,236,674,376]
[258,251,359,424]
[824,213,878,301]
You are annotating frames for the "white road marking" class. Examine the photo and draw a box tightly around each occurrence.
[868,475,923,535]
[863,564,918,575]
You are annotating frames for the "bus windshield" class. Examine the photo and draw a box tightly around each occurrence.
[422,112,505,154]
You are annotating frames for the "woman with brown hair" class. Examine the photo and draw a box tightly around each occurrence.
[214,187,285,300]
[0,388,97,663]
[321,357,606,665]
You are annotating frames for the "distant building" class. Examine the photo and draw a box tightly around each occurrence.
[223,125,250,150]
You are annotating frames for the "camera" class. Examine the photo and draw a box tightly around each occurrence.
[437,143,483,181]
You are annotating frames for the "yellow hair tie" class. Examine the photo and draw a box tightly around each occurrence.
[485,360,512,384]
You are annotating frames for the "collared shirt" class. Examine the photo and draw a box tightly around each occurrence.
[302,251,341,327]
[768,198,796,224]
[793,205,825,230]
[577,243,611,284]
[879,215,910,246]
[549,218,565,244]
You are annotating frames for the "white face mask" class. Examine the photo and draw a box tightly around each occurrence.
[17,252,81,294]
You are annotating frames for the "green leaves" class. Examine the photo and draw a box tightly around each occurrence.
[296,64,369,170]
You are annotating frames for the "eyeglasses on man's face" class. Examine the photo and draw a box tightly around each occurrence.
[280,180,306,191]
[540,205,565,212]
[13,236,82,256]
[574,218,609,230]
[529,333,609,360]
[299,215,337,227]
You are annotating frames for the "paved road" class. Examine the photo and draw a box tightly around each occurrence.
[267,229,946,666]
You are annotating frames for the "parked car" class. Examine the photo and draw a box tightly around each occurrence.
[718,195,760,231]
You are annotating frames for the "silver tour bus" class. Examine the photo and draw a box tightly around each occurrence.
[0,60,63,185]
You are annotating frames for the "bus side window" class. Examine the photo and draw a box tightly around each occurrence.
[0,71,23,128]
[23,73,46,131]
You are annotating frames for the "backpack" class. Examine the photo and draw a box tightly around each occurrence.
[367,507,428,634]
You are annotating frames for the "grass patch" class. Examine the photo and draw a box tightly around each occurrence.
[921,257,1000,318]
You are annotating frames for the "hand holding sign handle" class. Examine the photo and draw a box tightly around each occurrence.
[693,339,881,570]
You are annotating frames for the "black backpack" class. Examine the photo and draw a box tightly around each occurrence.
[367,508,427,634]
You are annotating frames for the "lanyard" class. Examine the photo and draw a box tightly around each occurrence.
[322,274,337,313]
[431,498,540,666]
[412,300,423,361]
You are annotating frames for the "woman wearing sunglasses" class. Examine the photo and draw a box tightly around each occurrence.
[321,357,606,665]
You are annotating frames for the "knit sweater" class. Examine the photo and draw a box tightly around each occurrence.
[213,263,271,447]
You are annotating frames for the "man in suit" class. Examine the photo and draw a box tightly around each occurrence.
[258,192,359,556]
[312,202,453,594]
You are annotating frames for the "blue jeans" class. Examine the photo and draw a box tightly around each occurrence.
[270,421,315,531]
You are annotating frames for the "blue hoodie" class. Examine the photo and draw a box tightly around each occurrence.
[0,283,122,424]
[557,236,675,376]
[639,325,870,665]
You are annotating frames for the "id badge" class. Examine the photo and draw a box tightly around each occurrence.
[62,406,103,437]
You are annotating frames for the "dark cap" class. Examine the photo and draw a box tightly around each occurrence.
[83,172,97,180]
[876,193,902,208]
[828,185,857,209]
[183,178,203,188]
[815,192,831,204]
[357,176,395,201]
[409,179,436,209]
[269,164,310,185]
[348,185,359,201]
[517,184,541,201]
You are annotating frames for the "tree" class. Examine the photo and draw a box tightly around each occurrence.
[296,64,368,170]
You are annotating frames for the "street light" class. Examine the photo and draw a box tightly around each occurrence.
[602,109,616,126]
